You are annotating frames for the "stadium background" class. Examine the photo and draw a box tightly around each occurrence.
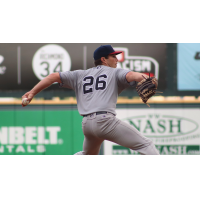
[0,43,200,155]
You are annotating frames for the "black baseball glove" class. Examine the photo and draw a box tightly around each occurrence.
[136,74,161,107]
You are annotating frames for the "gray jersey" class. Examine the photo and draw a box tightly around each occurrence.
[59,65,136,115]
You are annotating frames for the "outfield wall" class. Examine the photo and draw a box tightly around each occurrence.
[0,99,200,155]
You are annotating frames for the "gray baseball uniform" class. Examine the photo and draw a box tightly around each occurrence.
[59,65,159,155]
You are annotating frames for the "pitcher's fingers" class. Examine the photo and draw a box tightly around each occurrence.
[27,93,34,102]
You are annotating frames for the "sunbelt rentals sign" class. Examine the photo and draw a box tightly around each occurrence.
[0,126,62,154]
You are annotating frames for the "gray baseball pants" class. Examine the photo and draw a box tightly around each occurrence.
[74,112,159,155]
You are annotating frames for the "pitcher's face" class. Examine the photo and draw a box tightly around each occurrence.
[105,54,118,68]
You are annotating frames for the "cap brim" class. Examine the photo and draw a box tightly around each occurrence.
[109,51,122,55]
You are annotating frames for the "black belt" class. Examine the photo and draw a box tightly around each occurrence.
[83,111,108,117]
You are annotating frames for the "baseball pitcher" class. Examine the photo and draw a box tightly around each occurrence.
[22,45,159,155]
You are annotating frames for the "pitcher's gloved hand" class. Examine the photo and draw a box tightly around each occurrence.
[136,74,161,107]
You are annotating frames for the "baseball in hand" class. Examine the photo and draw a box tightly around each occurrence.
[22,98,30,106]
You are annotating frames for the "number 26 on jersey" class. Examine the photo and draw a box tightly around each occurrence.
[83,74,107,94]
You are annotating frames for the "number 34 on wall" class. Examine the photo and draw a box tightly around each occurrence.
[32,44,71,82]
[40,61,62,77]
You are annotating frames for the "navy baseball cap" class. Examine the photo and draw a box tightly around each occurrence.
[93,45,122,60]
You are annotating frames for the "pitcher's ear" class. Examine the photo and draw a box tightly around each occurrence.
[101,57,105,62]
[101,57,107,64]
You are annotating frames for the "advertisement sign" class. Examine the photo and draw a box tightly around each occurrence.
[0,43,167,90]
[104,108,200,155]
[177,43,200,91]
[115,47,159,79]
[0,109,84,155]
